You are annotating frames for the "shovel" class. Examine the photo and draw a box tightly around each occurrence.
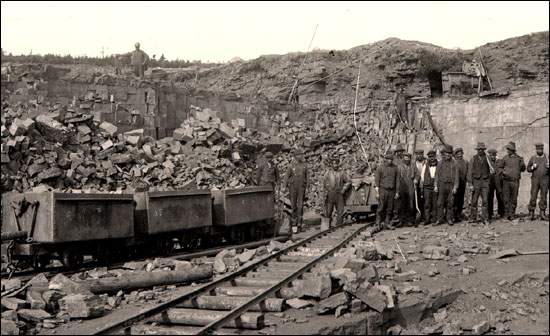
[414,187,422,223]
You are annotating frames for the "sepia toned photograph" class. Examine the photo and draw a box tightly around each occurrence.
[1,1,548,335]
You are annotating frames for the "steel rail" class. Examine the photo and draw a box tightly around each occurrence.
[194,223,369,335]
[90,223,353,335]
[1,235,290,280]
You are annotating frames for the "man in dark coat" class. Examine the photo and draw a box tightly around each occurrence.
[501,142,526,220]
[287,149,308,231]
[375,153,401,230]
[323,156,351,228]
[398,152,418,226]
[420,150,438,225]
[256,151,279,189]
[527,143,549,220]
[468,142,492,224]
[453,147,468,223]
[487,148,505,220]
[414,149,426,223]
[435,145,458,225]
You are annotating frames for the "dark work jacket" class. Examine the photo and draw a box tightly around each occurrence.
[421,160,438,189]
[527,154,549,179]
[375,163,400,190]
[501,153,526,181]
[435,159,458,188]
[455,158,468,184]
[287,162,308,191]
[468,153,490,182]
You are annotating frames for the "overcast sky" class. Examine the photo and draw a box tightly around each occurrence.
[1,1,548,62]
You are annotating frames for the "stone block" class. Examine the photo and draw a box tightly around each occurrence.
[59,294,106,319]
[17,309,51,323]
[0,319,19,335]
[1,298,28,311]
[318,292,349,315]
[48,274,93,296]
[99,121,118,136]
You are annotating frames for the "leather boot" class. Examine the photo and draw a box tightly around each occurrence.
[529,210,536,221]
[540,210,547,221]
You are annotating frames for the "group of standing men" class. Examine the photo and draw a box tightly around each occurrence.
[254,140,548,235]
[255,149,352,233]
[374,141,549,231]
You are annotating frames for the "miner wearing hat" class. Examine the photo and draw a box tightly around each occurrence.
[435,145,458,225]
[397,152,418,226]
[255,150,279,189]
[527,143,549,220]
[392,143,406,221]
[420,150,438,225]
[375,152,400,230]
[322,155,351,228]
[287,149,308,231]
[131,42,150,78]
[467,142,492,224]
[414,149,426,222]
[488,148,505,220]
[453,147,468,223]
[501,142,526,220]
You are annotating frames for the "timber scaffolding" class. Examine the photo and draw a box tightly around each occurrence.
[88,221,373,335]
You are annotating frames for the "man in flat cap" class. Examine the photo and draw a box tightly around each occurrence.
[435,144,458,225]
[420,150,438,225]
[287,149,308,231]
[487,149,505,220]
[414,149,426,223]
[453,147,468,223]
[468,142,492,224]
[392,143,406,221]
[375,152,401,230]
[397,152,418,226]
[255,150,279,189]
[527,143,549,220]
[501,142,526,220]
[323,155,351,228]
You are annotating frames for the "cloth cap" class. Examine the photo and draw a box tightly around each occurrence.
[487,149,497,154]
[442,145,454,154]
[505,142,516,151]
[475,142,487,150]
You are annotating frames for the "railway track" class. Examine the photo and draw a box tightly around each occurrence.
[1,235,290,285]
[88,221,371,335]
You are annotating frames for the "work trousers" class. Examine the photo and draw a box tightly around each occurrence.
[416,185,425,221]
[488,176,505,219]
[290,185,305,228]
[324,191,344,227]
[437,182,454,223]
[453,181,467,222]
[423,188,438,224]
[528,176,549,212]
[398,184,416,224]
[503,179,520,217]
[376,188,395,225]
[133,64,144,78]
[470,179,489,221]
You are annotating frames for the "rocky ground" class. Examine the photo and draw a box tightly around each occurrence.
[5,216,546,336]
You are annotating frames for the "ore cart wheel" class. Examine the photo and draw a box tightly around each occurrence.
[32,254,50,270]
[61,250,83,268]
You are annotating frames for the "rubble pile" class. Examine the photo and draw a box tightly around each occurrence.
[0,97,285,194]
